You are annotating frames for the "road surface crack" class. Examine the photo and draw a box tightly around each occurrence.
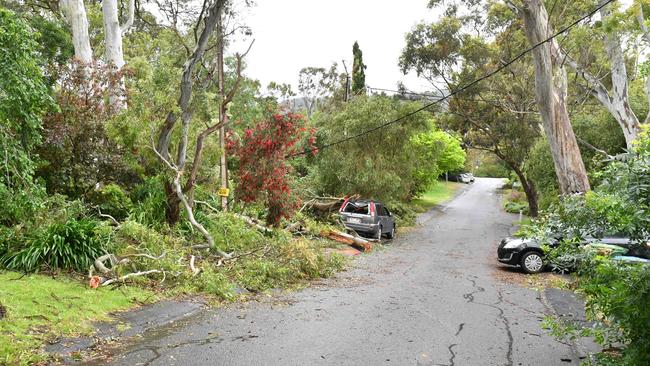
[454,323,465,337]
[463,276,513,366]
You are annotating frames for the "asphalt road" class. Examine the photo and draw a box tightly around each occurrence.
[97,178,584,366]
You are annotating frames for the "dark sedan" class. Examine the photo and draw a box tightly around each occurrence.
[497,235,648,274]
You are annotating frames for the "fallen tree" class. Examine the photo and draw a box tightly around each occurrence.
[88,252,167,287]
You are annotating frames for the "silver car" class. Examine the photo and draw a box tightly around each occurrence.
[339,199,396,239]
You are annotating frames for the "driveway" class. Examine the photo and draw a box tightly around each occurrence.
[94,178,584,366]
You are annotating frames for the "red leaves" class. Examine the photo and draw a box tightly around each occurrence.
[229,112,316,225]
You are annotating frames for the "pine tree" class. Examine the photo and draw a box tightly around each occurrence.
[352,41,366,95]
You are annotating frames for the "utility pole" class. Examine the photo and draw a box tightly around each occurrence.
[217,21,229,211]
[342,60,350,102]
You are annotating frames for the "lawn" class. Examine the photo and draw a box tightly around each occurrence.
[0,271,153,365]
[412,181,464,212]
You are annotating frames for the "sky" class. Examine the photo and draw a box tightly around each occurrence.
[230,0,635,95]
[230,0,440,94]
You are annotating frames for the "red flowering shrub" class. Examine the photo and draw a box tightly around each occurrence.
[228,112,316,226]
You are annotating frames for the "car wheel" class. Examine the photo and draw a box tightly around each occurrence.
[520,251,544,274]
[386,225,395,239]
[376,226,382,240]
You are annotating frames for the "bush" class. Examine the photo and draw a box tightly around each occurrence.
[577,260,650,365]
[1,217,106,272]
[529,132,650,364]
[387,201,418,227]
[129,176,167,227]
[88,183,133,221]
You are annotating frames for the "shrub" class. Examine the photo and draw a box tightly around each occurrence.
[228,112,316,226]
[88,183,133,221]
[577,261,650,365]
[129,176,167,227]
[530,132,650,364]
[1,218,106,272]
[202,212,266,253]
[387,201,418,227]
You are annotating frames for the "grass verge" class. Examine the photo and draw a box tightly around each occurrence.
[0,271,154,365]
[412,181,464,212]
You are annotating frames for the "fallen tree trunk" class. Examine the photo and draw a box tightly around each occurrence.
[324,230,372,252]
[234,213,273,234]
[300,194,360,213]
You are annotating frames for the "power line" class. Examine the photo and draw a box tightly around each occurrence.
[288,0,614,158]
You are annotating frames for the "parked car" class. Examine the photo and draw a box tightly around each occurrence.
[447,172,474,184]
[461,173,475,183]
[497,234,649,274]
[339,199,396,239]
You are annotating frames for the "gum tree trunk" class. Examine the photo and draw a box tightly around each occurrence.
[562,0,641,148]
[520,0,590,194]
[102,0,133,110]
[60,0,92,63]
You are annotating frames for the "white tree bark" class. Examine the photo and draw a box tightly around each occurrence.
[60,0,92,63]
[637,2,650,124]
[521,0,590,194]
[102,0,125,70]
[562,0,642,148]
[102,0,134,110]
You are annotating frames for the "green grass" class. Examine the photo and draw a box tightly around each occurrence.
[0,271,154,365]
[412,181,463,212]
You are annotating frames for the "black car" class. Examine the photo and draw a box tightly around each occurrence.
[497,235,647,274]
[339,199,396,239]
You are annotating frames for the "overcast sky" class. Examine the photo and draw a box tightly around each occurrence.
[230,0,634,95]
[231,0,439,93]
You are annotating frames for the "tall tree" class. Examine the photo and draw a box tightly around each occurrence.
[101,0,134,109]
[297,64,339,117]
[154,0,251,258]
[508,0,591,194]
[352,41,366,95]
[560,0,643,148]
[400,2,542,214]
[59,0,92,62]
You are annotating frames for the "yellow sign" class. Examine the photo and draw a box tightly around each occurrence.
[218,187,230,197]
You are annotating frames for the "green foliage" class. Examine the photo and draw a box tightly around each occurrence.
[203,212,266,253]
[503,188,530,215]
[528,132,650,364]
[129,176,168,227]
[236,239,344,292]
[352,41,367,94]
[386,201,418,227]
[470,151,511,177]
[0,9,52,151]
[0,9,53,226]
[313,96,446,202]
[410,130,465,197]
[1,217,106,272]
[88,183,133,221]
[578,261,650,365]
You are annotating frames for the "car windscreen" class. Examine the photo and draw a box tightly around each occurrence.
[343,202,369,215]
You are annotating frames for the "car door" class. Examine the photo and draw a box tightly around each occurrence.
[382,206,394,230]
[374,202,384,232]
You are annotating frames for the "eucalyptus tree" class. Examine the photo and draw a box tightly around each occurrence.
[59,0,92,62]
[558,0,648,147]
[400,2,542,213]
[101,0,134,109]
[297,64,340,117]
[508,0,591,194]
